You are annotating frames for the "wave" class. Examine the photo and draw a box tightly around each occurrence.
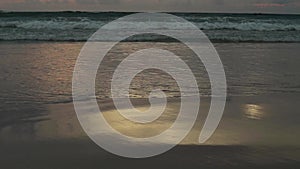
[1,13,300,42]
[0,20,105,30]
[196,22,300,31]
[1,19,300,31]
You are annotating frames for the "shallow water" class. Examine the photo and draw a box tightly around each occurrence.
[1,41,300,140]
[0,42,300,105]
[1,41,300,129]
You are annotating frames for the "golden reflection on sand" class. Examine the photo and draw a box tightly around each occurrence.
[32,100,203,145]
[244,104,265,120]
[102,103,179,138]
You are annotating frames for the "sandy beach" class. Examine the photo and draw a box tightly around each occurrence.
[1,94,299,168]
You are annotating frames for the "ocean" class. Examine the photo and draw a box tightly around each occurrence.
[1,12,300,42]
[1,12,300,104]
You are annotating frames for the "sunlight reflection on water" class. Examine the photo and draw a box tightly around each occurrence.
[244,104,264,120]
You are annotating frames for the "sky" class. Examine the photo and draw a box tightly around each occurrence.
[0,0,299,14]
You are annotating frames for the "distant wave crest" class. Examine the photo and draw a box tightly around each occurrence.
[1,13,300,42]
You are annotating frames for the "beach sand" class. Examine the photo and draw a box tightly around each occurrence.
[0,95,299,168]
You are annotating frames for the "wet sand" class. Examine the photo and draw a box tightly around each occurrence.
[0,94,299,168]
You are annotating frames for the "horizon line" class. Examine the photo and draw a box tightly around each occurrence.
[1,10,300,15]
